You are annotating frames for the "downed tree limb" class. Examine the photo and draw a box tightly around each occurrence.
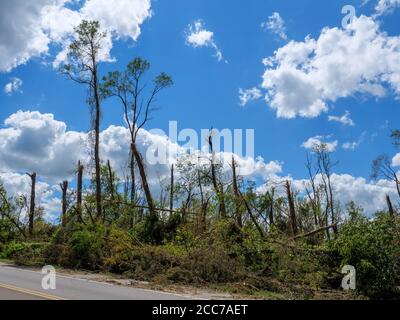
[0,192,27,239]
[130,204,197,216]
[238,189,265,239]
[291,223,338,240]
[84,203,96,225]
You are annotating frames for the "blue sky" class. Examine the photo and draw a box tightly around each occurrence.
[1,0,400,216]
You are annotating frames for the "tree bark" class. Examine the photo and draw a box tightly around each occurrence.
[92,58,103,220]
[208,133,226,218]
[170,164,174,213]
[198,169,208,231]
[60,180,68,227]
[386,194,395,216]
[131,142,156,218]
[77,161,84,223]
[27,172,36,236]
[130,154,136,203]
[292,223,338,240]
[107,160,115,202]
[327,175,338,234]
[239,190,265,239]
[231,156,242,228]
[268,190,275,226]
[285,181,298,236]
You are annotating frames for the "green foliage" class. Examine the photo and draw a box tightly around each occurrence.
[133,215,164,244]
[0,241,28,259]
[0,241,48,266]
[333,211,400,298]
[69,227,105,269]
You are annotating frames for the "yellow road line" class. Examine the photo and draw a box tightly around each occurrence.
[0,283,67,300]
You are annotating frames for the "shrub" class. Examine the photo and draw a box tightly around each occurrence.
[0,241,29,259]
[333,213,400,298]
[69,225,107,270]
[8,242,48,266]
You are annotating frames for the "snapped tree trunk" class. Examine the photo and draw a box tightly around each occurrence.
[170,164,174,213]
[231,156,242,228]
[386,194,395,216]
[107,160,115,202]
[131,142,156,218]
[77,161,84,223]
[27,172,36,236]
[285,181,298,236]
[292,223,338,240]
[208,134,226,218]
[198,169,208,231]
[269,190,275,226]
[327,176,338,234]
[60,180,68,227]
[130,152,136,203]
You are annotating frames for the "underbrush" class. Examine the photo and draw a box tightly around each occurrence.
[2,214,399,299]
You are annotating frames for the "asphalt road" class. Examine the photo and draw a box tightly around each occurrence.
[0,265,192,300]
[0,286,45,300]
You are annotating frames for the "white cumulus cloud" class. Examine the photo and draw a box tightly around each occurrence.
[0,110,397,219]
[0,171,60,222]
[392,153,400,167]
[261,15,400,119]
[0,110,281,186]
[0,0,153,72]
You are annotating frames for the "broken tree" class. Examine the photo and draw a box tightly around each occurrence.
[26,172,36,236]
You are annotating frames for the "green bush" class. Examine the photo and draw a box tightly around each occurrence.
[66,224,115,270]
[0,241,28,259]
[333,213,400,298]
[44,244,74,268]
[2,242,49,266]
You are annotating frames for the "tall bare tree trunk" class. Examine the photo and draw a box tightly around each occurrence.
[269,190,275,226]
[107,160,115,202]
[131,143,155,218]
[27,172,36,236]
[170,164,174,213]
[77,161,83,223]
[327,175,338,234]
[130,152,136,203]
[208,133,226,218]
[231,156,242,228]
[285,181,298,236]
[124,174,129,203]
[60,180,68,227]
[197,169,208,231]
[92,59,102,220]
[386,195,395,216]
